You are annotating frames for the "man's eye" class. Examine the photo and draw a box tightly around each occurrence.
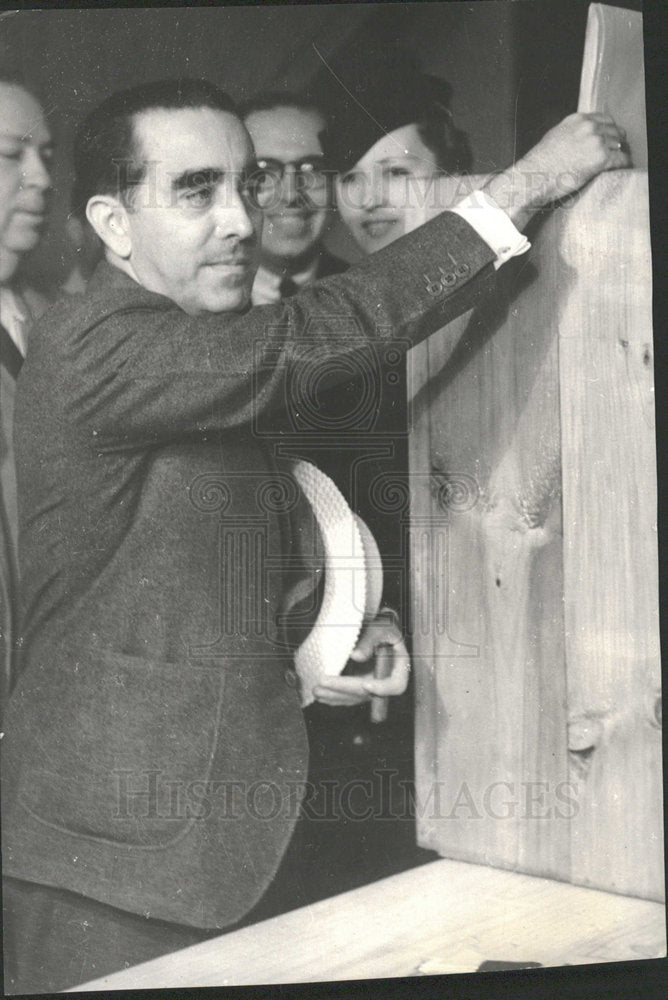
[0,150,22,162]
[386,166,411,179]
[339,171,361,188]
[241,174,275,210]
[184,187,212,207]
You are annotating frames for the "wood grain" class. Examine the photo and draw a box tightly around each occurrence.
[558,171,661,898]
[578,4,647,168]
[69,858,666,990]
[409,170,661,899]
[410,218,570,879]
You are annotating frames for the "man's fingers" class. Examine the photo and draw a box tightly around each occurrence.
[312,686,367,706]
[316,674,374,693]
[348,643,372,663]
[313,675,372,706]
[313,640,411,703]
[583,119,630,170]
[599,127,627,146]
[349,620,402,662]
[585,112,616,125]
[313,627,411,707]
[570,113,626,151]
[363,639,410,696]
[603,147,632,170]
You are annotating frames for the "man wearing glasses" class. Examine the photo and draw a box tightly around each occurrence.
[243,94,344,303]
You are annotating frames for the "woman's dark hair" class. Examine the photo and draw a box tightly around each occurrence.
[415,89,472,175]
[318,45,472,175]
[71,77,237,220]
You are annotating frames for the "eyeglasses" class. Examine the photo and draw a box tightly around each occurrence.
[248,156,330,209]
[255,156,329,183]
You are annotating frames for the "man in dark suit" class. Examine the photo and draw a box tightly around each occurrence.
[0,74,52,719]
[1,77,627,992]
[242,94,346,303]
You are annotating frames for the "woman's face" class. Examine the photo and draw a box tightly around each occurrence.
[336,122,441,255]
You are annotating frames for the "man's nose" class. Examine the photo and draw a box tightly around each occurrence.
[22,146,51,191]
[280,165,301,206]
[214,186,255,241]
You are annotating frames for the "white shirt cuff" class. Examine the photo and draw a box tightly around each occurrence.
[451,190,531,269]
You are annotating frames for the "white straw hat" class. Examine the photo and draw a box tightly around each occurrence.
[292,460,384,707]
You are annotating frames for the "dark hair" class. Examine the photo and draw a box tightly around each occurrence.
[0,69,27,87]
[0,70,43,107]
[71,77,237,220]
[416,105,472,175]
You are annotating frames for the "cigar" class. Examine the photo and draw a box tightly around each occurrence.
[370,644,393,723]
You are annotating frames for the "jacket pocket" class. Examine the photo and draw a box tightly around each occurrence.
[16,646,225,848]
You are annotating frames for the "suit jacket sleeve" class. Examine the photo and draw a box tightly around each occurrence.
[67,211,496,450]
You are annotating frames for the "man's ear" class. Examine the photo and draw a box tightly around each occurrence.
[86,195,132,259]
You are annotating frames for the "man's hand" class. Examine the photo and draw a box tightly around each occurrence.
[485,113,631,230]
[312,613,410,708]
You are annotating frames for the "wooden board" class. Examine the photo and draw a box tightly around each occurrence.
[578,4,647,169]
[70,857,666,990]
[409,170,662,900]
[559,170,661,898]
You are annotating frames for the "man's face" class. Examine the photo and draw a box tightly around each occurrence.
[244,106,329,267]
[123,107,262,315]
[0,83,52,257]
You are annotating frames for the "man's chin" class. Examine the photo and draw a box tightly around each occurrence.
[3,231,41,255]
[201,285,252,315]
[263,224,325,263]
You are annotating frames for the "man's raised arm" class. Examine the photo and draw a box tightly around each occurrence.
[65,112,628,450]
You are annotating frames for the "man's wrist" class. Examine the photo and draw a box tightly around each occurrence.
[451,190,531,268]
[482,166,541,231]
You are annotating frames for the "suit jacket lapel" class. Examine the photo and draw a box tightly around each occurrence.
[0,321,23,381]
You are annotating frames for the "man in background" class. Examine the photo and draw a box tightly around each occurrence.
[242,94,344,303]
[0,73,52,714]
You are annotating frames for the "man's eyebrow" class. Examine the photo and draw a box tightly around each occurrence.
[0,132,54,148]
[377,154,422,164]
[171,167,224,191]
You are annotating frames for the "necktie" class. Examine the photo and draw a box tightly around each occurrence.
[279,275,299,299]
[0,322,23,380]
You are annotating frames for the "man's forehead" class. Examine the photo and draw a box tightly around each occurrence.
[0,83,50,141]
[245,106,325,158]
[133,105,254,173]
